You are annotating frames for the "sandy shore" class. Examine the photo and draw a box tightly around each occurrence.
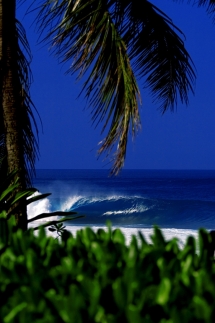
[30,223,199,248]
[66,226,198,248]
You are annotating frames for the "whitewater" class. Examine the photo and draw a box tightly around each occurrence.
[27,169,215,247]
[28,169,215,246]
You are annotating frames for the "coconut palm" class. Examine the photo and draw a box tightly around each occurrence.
[0,0,39,229]
[35,0,214,174]
[1,0,214,230]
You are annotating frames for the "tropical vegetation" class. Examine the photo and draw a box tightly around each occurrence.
[0,2,215,320]
[0,171,84,244]
[1,221,215,322]
[0,0,214,230]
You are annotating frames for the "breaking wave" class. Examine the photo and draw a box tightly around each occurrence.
[27,192,215,229]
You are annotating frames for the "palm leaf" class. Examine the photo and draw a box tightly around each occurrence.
[28,210,78,223]
[35,0,196,174]
[14,19,40,186]
[11,188,37,206]
[32,215,85,231]
[122,1,196,112]
[26,192,52,205]
[0,183,19,205]
[0,171,20,208]
[0,15,40,186]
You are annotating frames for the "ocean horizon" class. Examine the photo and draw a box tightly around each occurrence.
[28,169,215,247]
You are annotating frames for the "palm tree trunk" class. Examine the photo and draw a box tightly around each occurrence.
[0,0,27,230]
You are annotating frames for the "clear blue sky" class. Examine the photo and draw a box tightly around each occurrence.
[18,1,215,170]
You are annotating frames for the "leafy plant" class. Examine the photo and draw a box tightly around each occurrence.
[1,225,215,322]
[48,222,69,238]
[0,171,84,250]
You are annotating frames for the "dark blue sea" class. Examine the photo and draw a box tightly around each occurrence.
[29,169,215,245]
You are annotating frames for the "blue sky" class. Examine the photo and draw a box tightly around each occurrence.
[18,1,215,170]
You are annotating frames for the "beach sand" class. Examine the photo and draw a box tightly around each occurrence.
[30,223,198,249]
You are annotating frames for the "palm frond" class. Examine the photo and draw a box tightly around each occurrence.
[15,19,40,186]
[36,0,141,174]
[6,19,39,186]
[0,12,40,186]
[35,0,196,174]
[108,0,196,112]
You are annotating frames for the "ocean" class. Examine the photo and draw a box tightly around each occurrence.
[28,169,215,247]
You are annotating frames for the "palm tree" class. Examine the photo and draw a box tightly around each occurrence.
[35,0,214,174]
[0,0,214,230]
[0,0,39,229]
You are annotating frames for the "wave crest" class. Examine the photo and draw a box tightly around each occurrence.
[27,192,52,222]
[103,205,149,216]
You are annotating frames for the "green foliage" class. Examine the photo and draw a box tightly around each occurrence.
[0,170,37,217]
[0,14,40,186]
[48,222,68,238]
[35,0,198,174]
[1,224,215,322]
[0,172,84,256]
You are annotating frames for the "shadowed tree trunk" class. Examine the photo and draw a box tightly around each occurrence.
[0,0,27,230]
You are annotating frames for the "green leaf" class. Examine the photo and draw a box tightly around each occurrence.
[151,226,166,247]
[156,278,171,305]
[28,211,78,223]
[11,188,37,205]
[112,228,125,245]
[32,215,85,230]
[0,170,18,193]
[35,0,196,174]
[0,215,9,247]
[26,192,51,205]
[0,210,7,219]
[4,302,27,322]
[0,183,19,203]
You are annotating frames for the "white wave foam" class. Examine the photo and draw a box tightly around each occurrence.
[117,227,198,248]
[103,206,149,216]
[61,194,146,211]
[28,221,199,249]
[61,195,103,211]
[27,193,132,222]
[27,192,53,222]
[61,195,84,211]
[104,195,146,202]
[61,226,198,249]
[27,193,149,223]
